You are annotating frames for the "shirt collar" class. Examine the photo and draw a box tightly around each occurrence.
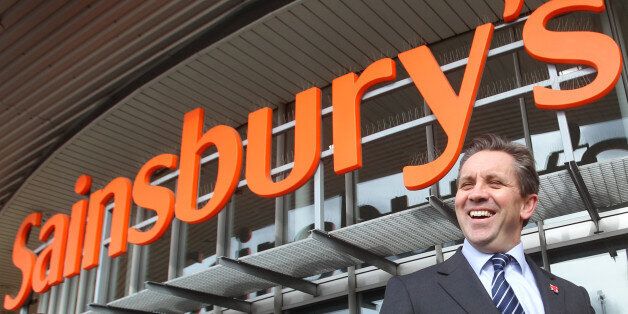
[461,240,528,276]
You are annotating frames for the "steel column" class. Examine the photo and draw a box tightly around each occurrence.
[128,207,145,295]
[314,161,324,230]
[537,220,551,272]
[273,103,287,314]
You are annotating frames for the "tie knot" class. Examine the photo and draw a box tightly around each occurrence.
[490,253,511,270]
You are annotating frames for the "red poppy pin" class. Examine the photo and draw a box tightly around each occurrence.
[549,284,559,294]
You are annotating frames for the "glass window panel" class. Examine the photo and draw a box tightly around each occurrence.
[359,288,385,313]
[322,156,345,230]
[525,96,566,175]
[551,249,628,314]
[285,297,349,314]
[183,156,218,276]
[146,227,171,284]
[563,85,628,165]
[356,82,431,223]
[230,186,275,258]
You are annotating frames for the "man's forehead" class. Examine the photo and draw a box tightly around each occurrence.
[458,151,516,178]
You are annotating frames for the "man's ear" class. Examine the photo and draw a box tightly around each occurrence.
[520,193,538,221]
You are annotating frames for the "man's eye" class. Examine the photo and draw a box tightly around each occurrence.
[489,181,503,187]
[459,182,473,189]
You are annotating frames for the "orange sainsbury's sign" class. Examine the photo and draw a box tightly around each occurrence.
[4,0,623,310]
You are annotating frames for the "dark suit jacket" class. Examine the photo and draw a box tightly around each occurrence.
[380,249,594,313]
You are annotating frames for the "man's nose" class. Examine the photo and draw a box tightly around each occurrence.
[468,183,489,203]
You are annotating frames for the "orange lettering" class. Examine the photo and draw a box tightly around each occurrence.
[32,214,70,293]
[503,0,524,22]
[130,154,178,244]
[246,88,321,197]
[82,177,132,269]
[332,58,396,174]
[63,175,91,278]
[175,108,242,224]
[523,0,622,109]
[3,213,41,311]
[400,23,494,190]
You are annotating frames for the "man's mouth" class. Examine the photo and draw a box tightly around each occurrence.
[469,210,494,219]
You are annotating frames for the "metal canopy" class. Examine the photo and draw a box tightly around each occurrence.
[106,157,628,313]
[428,195,460,230]
[310,229,398,275]
[145,281,251,313]
[218,256,319,296]
[89,303,155,314]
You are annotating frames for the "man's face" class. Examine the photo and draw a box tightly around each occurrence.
[454,150,537,253]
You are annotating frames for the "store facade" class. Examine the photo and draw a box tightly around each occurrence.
[2,0,628,313]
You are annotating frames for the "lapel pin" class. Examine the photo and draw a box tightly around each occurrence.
[549,284,559,294]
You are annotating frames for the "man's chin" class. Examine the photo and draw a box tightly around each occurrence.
[466,236,497,253]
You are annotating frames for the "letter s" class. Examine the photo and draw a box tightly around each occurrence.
[523,0,622,110]
[3,213,41,311]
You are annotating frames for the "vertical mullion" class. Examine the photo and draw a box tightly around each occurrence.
[127,207,145,295]
[108,255,120,302]
[214,196,234,314]
[57,277,70,313]
[67,275,79,313]
[274,103,287,314]
[168,219,181,280]
[537,220,551,272]
[510,32,533,152]
[314,161,324,230]
[424,101,444,263]
[94,207,113,304]
[547,64,576,162]
[345,171,357,314]
[85,268,97,309]
[75,268,88,312]
[47,285,58,314]
[37,290,49,314]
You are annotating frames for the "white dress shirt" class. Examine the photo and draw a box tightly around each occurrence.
[461,240,545,314]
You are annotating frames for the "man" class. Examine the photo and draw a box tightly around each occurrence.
[380,134,593,313]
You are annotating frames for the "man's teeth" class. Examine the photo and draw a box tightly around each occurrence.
[470,210,493,218]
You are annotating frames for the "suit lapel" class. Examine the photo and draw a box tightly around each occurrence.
[436,250,499,314]
[526,257,565,314]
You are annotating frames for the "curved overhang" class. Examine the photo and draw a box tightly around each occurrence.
[0,0,545,297]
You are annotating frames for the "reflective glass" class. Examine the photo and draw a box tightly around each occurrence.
[551,249,628,313]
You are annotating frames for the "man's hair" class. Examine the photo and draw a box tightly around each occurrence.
[459,134,539,197]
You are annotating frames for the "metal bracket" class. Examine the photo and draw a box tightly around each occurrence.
[310,229,397,275]
[89,303,155,313]
[566,161,600,232]
[218,256,318,296]
[145,281,251,313]
[428,195,460,230]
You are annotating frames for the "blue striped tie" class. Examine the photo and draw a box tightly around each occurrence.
[491,253,525,314]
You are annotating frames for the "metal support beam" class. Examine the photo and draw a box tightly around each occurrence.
[145,281,251,313]
[218,256,318,296]
[537,220,551,272]
[428,196,460,230]
[310,229,397,275]
[566,161,601,231]
[89,303,155,314]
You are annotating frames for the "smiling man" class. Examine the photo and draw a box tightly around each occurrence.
[380,134,594,314]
